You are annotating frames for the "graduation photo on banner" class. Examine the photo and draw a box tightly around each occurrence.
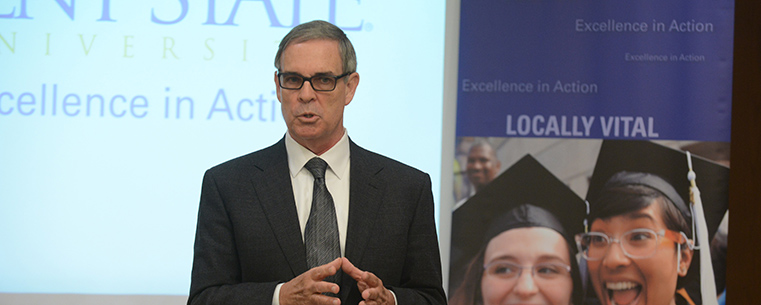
[449,1,733,305]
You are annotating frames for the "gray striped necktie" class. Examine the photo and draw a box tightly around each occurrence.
[304,157,341,287]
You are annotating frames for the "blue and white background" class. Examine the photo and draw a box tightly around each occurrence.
[0,0,446,297]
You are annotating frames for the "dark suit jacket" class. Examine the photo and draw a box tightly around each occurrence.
[188,138,446,305]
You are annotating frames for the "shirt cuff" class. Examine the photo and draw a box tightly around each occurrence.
[272,283,283,305]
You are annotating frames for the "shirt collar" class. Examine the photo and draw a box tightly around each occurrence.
[285,130,350,180]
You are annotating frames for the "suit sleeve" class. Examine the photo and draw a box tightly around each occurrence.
[390,174,447,305]
[188,170,279,305]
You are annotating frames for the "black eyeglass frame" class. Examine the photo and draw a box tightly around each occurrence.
[276,71,353,92]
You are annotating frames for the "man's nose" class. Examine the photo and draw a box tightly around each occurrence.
[298,80,317,102]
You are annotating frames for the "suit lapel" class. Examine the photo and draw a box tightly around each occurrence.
[252,138,385,299]
[250,139,309,277]
[344,141,385,266]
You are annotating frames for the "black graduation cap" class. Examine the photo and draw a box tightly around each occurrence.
[585,140,730,302]
[449,154,587,293]
[586,140,729,244]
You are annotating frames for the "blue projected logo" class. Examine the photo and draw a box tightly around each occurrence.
[0,0,364,30]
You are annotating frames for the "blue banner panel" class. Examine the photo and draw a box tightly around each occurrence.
[456,1,734,141]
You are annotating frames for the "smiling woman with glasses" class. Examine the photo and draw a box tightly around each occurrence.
[449,155,586,305]
[582,171,696,305]
[579,140,733,305]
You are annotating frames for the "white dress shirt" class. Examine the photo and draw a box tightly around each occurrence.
[273,129,351,305]
[272,130,398,305]
[284,129,351,253]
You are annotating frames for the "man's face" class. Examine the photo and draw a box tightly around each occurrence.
[275,39,359,154]
[466,145,501,191]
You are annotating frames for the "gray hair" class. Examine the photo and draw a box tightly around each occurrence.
[274,20,357,74]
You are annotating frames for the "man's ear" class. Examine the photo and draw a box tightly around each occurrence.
[343,72,360,106]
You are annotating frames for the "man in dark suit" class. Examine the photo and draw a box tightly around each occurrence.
[188,20,446,305]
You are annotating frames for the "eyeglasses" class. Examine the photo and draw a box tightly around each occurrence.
[276,71,352,92]
[483,261,571,281]
[576,228,687,261]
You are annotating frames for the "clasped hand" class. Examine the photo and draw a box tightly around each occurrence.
[279,257,395,305]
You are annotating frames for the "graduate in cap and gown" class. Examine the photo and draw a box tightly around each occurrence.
[449,155,587,305]
[579,140,729,305]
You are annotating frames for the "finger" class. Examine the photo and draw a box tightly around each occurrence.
[361,288,376,300]
[315,280,341,295]
[362,286,384,299]
[341,257,366,281]
[360,271,382,288]
[311,263,339,281]
[357,280,369,292]
[280,274,339,305]
[323,257,344,279]
[330,256,343,269]
[312,293,342,305]
[362,287,391,305]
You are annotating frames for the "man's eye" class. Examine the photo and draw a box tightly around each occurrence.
[315,77,333,84]
[284,76,302,83]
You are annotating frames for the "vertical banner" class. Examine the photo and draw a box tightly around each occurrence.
[449,1,733,305]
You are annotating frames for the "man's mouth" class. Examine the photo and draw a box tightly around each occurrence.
[605,281,642,305]
[300,113,317,119]
[468,171,485,178]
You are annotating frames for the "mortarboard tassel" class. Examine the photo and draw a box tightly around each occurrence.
[687,151,719,305]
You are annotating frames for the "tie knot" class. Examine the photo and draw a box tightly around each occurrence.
[305,157,328,180]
